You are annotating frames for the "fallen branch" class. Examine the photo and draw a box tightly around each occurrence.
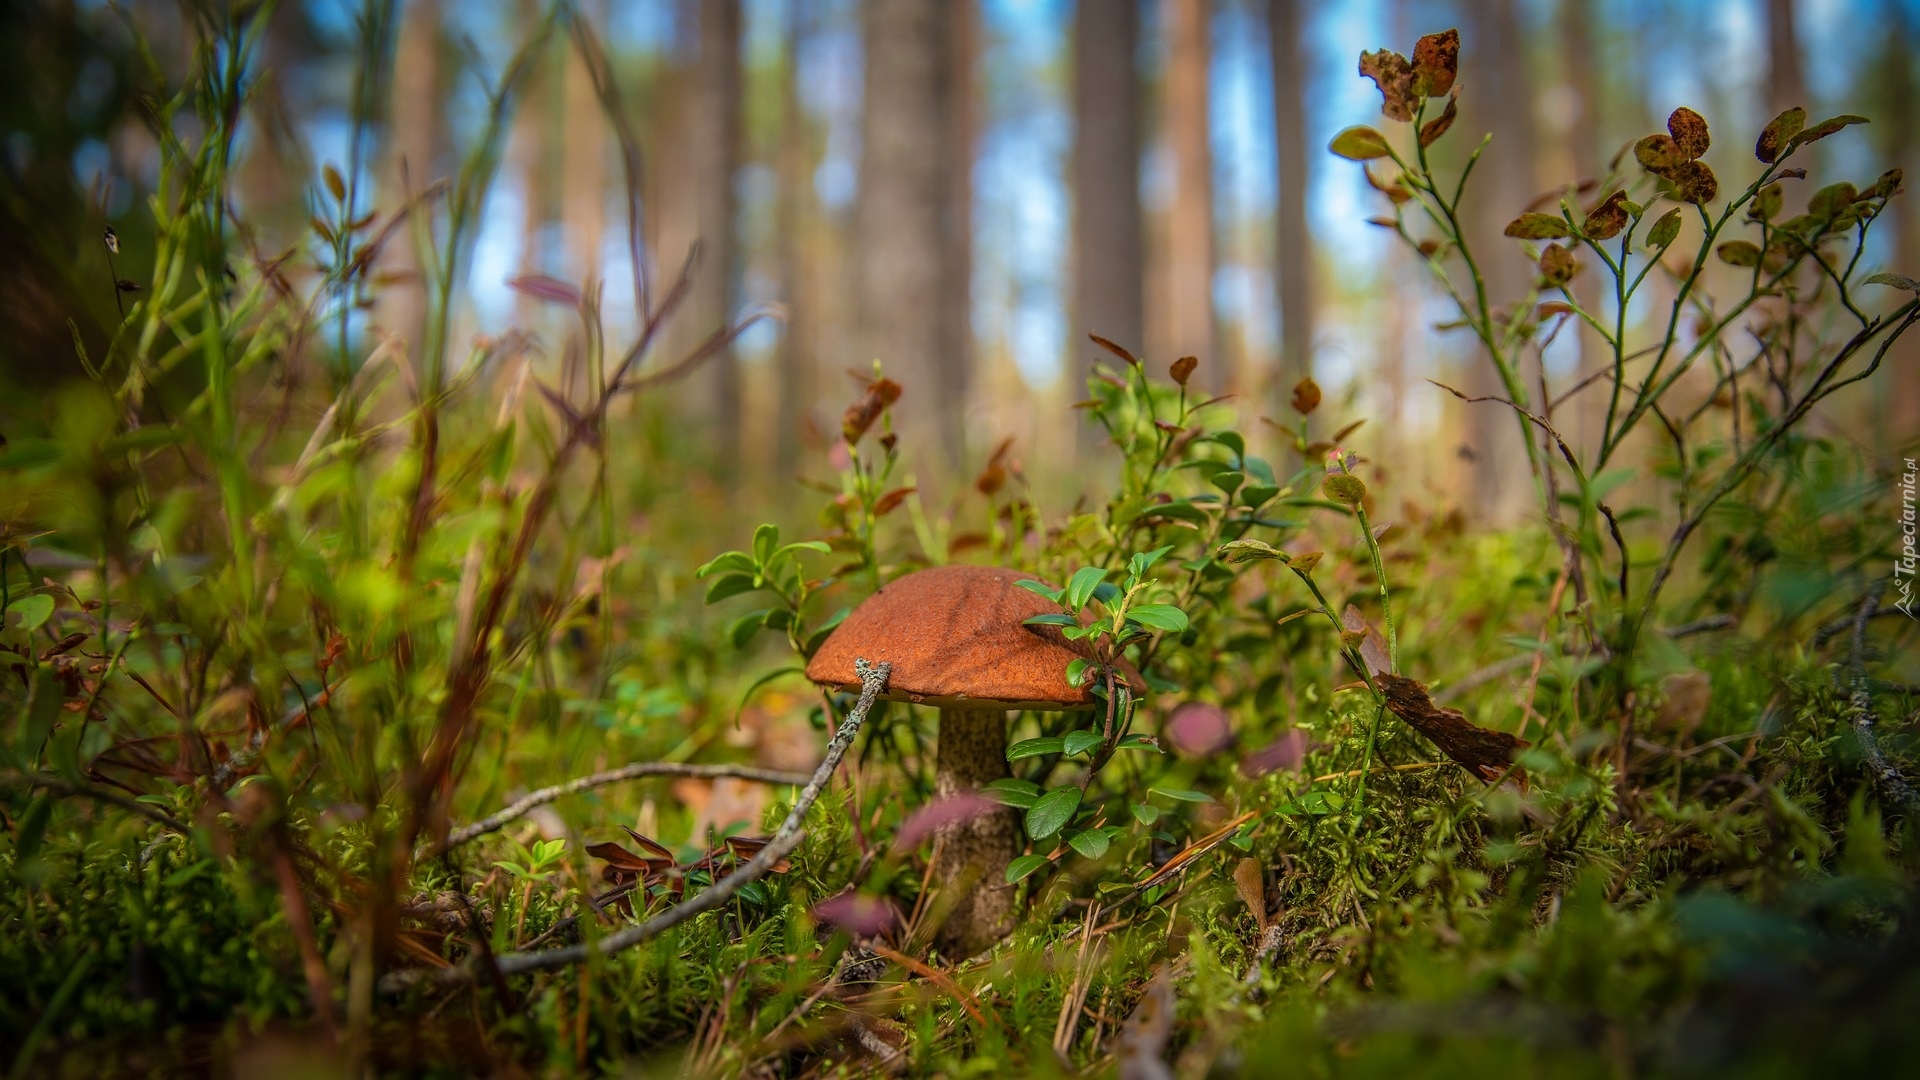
[444,762,812,848]
[380,658,891,994]
[2,771,191,835]
[1844,584,1919,818]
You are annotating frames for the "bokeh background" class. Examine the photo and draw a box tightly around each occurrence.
[4,0,1916,516]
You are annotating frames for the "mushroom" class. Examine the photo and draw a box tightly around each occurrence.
[806,564,1132,958]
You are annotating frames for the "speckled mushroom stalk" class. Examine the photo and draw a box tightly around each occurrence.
[806,565,1127,959]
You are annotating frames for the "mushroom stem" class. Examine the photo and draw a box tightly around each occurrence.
[933,706,1022,958]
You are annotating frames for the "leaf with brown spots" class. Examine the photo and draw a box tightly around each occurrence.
[1715,240,1762,267]
[1504,212,1572,240]
[1170,355,1198,385]
[1411,29,1459,97]
[1418,94,1458,148]
[1538,243,1579,287]
[1358,49,1417,122]
[1755,105,1805,163]
[1375,672,1527,783]
[1668,160,1719,205]
[1868,167,1904,199]
[1747,183,1784,222]
[1581,191,1631,240]
[1667,107,1710,160]
[1635,134,1688,177]
[1789,114,1868,149]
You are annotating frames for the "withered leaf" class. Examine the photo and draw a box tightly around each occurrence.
[1375,672,1527,783]
[1667,107,1710,160]
[1504,212,1573,240]
[1359,49,1417,122]
[1790,114,1868,149]
[324,163,347,203]
[841,376,903,444]
[1233,857,1268,932]
[1634,134,1687,177]
[1581,191,1631,240]
[1418,94,1458,148]
[1089,332,1140,366]
[1170,355,1198,385]
[1865,272,1920,292]
[1868,167,1904,199]
[723,835,793,873]
[1364,167,1413,204]
[1755,105,1805,163]
[1537,243,1578,287]
[1290,376,1322,415]
[1330,125,1392,160]
[873,486,916,516]
[1411,29,1460,97]
[1715,240,1762,267]
[1668,160,1718,205]
[1340,604,1391,676]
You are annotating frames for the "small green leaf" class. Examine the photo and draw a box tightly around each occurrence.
[1129,545,1176,578]
[1130,802,1161,825]
[705,574,759,604]
[983,777,1042,808]
[1026,786,1082,839]
[1150,786,1214,804]
[1014,579,1062,602]
[1005,854,1052,884]
[1008,736,1066,761]
[1066,566,1107,611]
[15,795,50,861]
[1067,829,1110,860]
[6,594,55,632]
[726,609,772,649]
[1209,470,1244,496]
[1216,539,1288,564]
[775,540,831,559]
[697,551,755,578]
[1322,474,1367,506]
[1127,604,1190,632]
[1063,730,1103,757]
[1115,733,1161,752]
[1329,125,1392,160]
[1022,613,1078,627]
[1066,657,1092,687]
[1239,484,1281,508]
[1645,209,1683,249]
[751,523,780,567]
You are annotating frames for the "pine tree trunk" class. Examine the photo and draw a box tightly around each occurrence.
[1072,0,1144,446]
[1165,0,1217,391]
[1268,0,1312,396]
[855,0,967,470]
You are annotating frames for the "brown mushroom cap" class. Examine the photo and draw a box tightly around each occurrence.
[806,565,1141,710]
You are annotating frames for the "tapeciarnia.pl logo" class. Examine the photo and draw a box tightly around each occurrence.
[1899,458,1917,619]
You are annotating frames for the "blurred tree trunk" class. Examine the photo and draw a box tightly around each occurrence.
[1267,0,1311,397]
[1164,0,1216,390]
[380,0,441,361]
[1765,0,1807,119]
[563,0,607,287]
[773,0,815,469]
[1883,0,1919,447]
[1559,0,1604,457]
[855,0,968,470]
[1072,0,1143,446]
[945,0,976,452]
[689,0,743,476]
[1459,0,1538,521]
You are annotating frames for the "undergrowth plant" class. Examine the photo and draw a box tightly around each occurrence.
[0,8,1915,1077]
